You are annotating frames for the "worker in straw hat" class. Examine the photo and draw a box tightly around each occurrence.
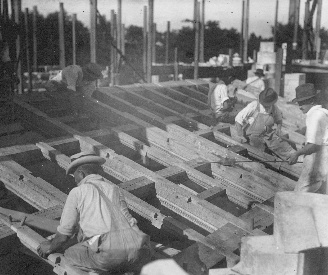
[288,83,328,193]
[232,87,298,161]
[37,150,151,273]
[45,63,103,117]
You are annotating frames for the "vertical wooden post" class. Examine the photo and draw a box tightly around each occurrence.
[243,0,249,63]
[147,0,153,83]
[240,0,245,60]
[90,0,97,63]
[253,49,257,63]
[121,24,125,56]
[193,1,200,80]
[174,47,178,81]
[302,0,310,60]
[110,10,117,86]
[24,8,32,92]
[315,0,322,61]
[2,0,8,22]
[292,0,300,50]
[152,23,156,64]
[14,0,23,94]
[32,6,37,72]
[275,48,283,97]
[228,48,233,67]
[193,0,197,29]
[10,0,15,21]
[58,2,65,68]
[72,13,77,65]
[143,6,147,79]
[165,21,170,64]
[273,0,279,51]
[199,0,205,63]
[117,0,122,64]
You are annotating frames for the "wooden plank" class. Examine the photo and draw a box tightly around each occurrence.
[197,186,226,201]
[0,158,66,210]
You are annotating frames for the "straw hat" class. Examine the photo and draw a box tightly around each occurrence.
[66,150,106,175]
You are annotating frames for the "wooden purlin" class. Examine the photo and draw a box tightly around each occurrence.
[90,89,296,197]
[34,140,245,265]
[5,99,280,269]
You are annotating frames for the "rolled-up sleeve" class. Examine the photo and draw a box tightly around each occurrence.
[57,188,80,236]
[235,101,257,125]
[118,189,137,226]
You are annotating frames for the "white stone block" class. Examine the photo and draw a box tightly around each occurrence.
[283,73,306,101]
[257,52,276,65]
[260,42,275,52]
[274,191,328,253]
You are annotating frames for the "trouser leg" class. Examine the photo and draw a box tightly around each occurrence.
[265,134,296,160]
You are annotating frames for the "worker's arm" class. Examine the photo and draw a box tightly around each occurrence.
[275,123,282,137]
[37,231,69,258]
[119,189,137,227]
[288,143,321,165]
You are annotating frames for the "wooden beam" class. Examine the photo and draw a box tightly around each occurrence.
[194,1,200,79]
[72,13,77,65]
[14,0,23,94]
[143,5,147,78]
[24,8,32,92]
[90,0,97,63]
[32,6,38,71]
[165,21,170,64]
[199,0,205,63]
[58,2,65,68]
[152,23,156,64]
[243,0,249,63]
[147,0,153,82]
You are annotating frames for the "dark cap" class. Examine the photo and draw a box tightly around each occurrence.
[254,69,265,77]
[292,83,319,103]
[82,63,103,81]
[259,88,278,106]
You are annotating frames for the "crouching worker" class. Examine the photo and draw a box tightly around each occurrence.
[37,151,152,274]
[45,63,103,117]
[208,76,238,126]
[232,87,297,160]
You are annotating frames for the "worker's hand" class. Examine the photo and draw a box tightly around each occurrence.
[237,136,248,143]
[37,240,52,258]
[288,152,299,165]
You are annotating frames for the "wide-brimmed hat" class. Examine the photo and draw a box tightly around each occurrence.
[259,88,278,106]
[82,63,103,81]
[66,150,106,175]
[291,83,319,103]
[254,69,265,77]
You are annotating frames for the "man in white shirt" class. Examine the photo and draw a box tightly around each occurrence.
[233,88,297,160]
[208,76,238,125]
[288,83,328,193]
[37,151,151,273]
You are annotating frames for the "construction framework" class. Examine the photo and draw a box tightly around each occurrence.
[0,80,306,274]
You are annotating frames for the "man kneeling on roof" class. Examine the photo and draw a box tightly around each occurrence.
[37,151,151,274]
[44,63,103,117]
[232,87,299,161]
[208,76,239,125]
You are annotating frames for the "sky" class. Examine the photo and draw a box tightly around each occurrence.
[21,0,328,39]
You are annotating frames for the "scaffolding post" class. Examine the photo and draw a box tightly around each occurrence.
[194,1,200,79]
[199,0,205,63]
[24,8,32,92]
[72,13,77,65]
[14,0,23,94]
[147,0,153,83]
[143,6,147,79]
[58,2,65,68]
[165,21,170,64]
[32,6,38,72]
[90,0,97,63]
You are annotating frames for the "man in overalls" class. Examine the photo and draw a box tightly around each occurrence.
[288,83,328,193]
[233,88,296,160]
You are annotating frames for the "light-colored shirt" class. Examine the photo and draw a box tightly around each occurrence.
[235,100,282,126]
[51,65,84,92]
[305,105,328,145]
[208,83,230,116]
[246,76,265,92]
[57,174,136,238]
